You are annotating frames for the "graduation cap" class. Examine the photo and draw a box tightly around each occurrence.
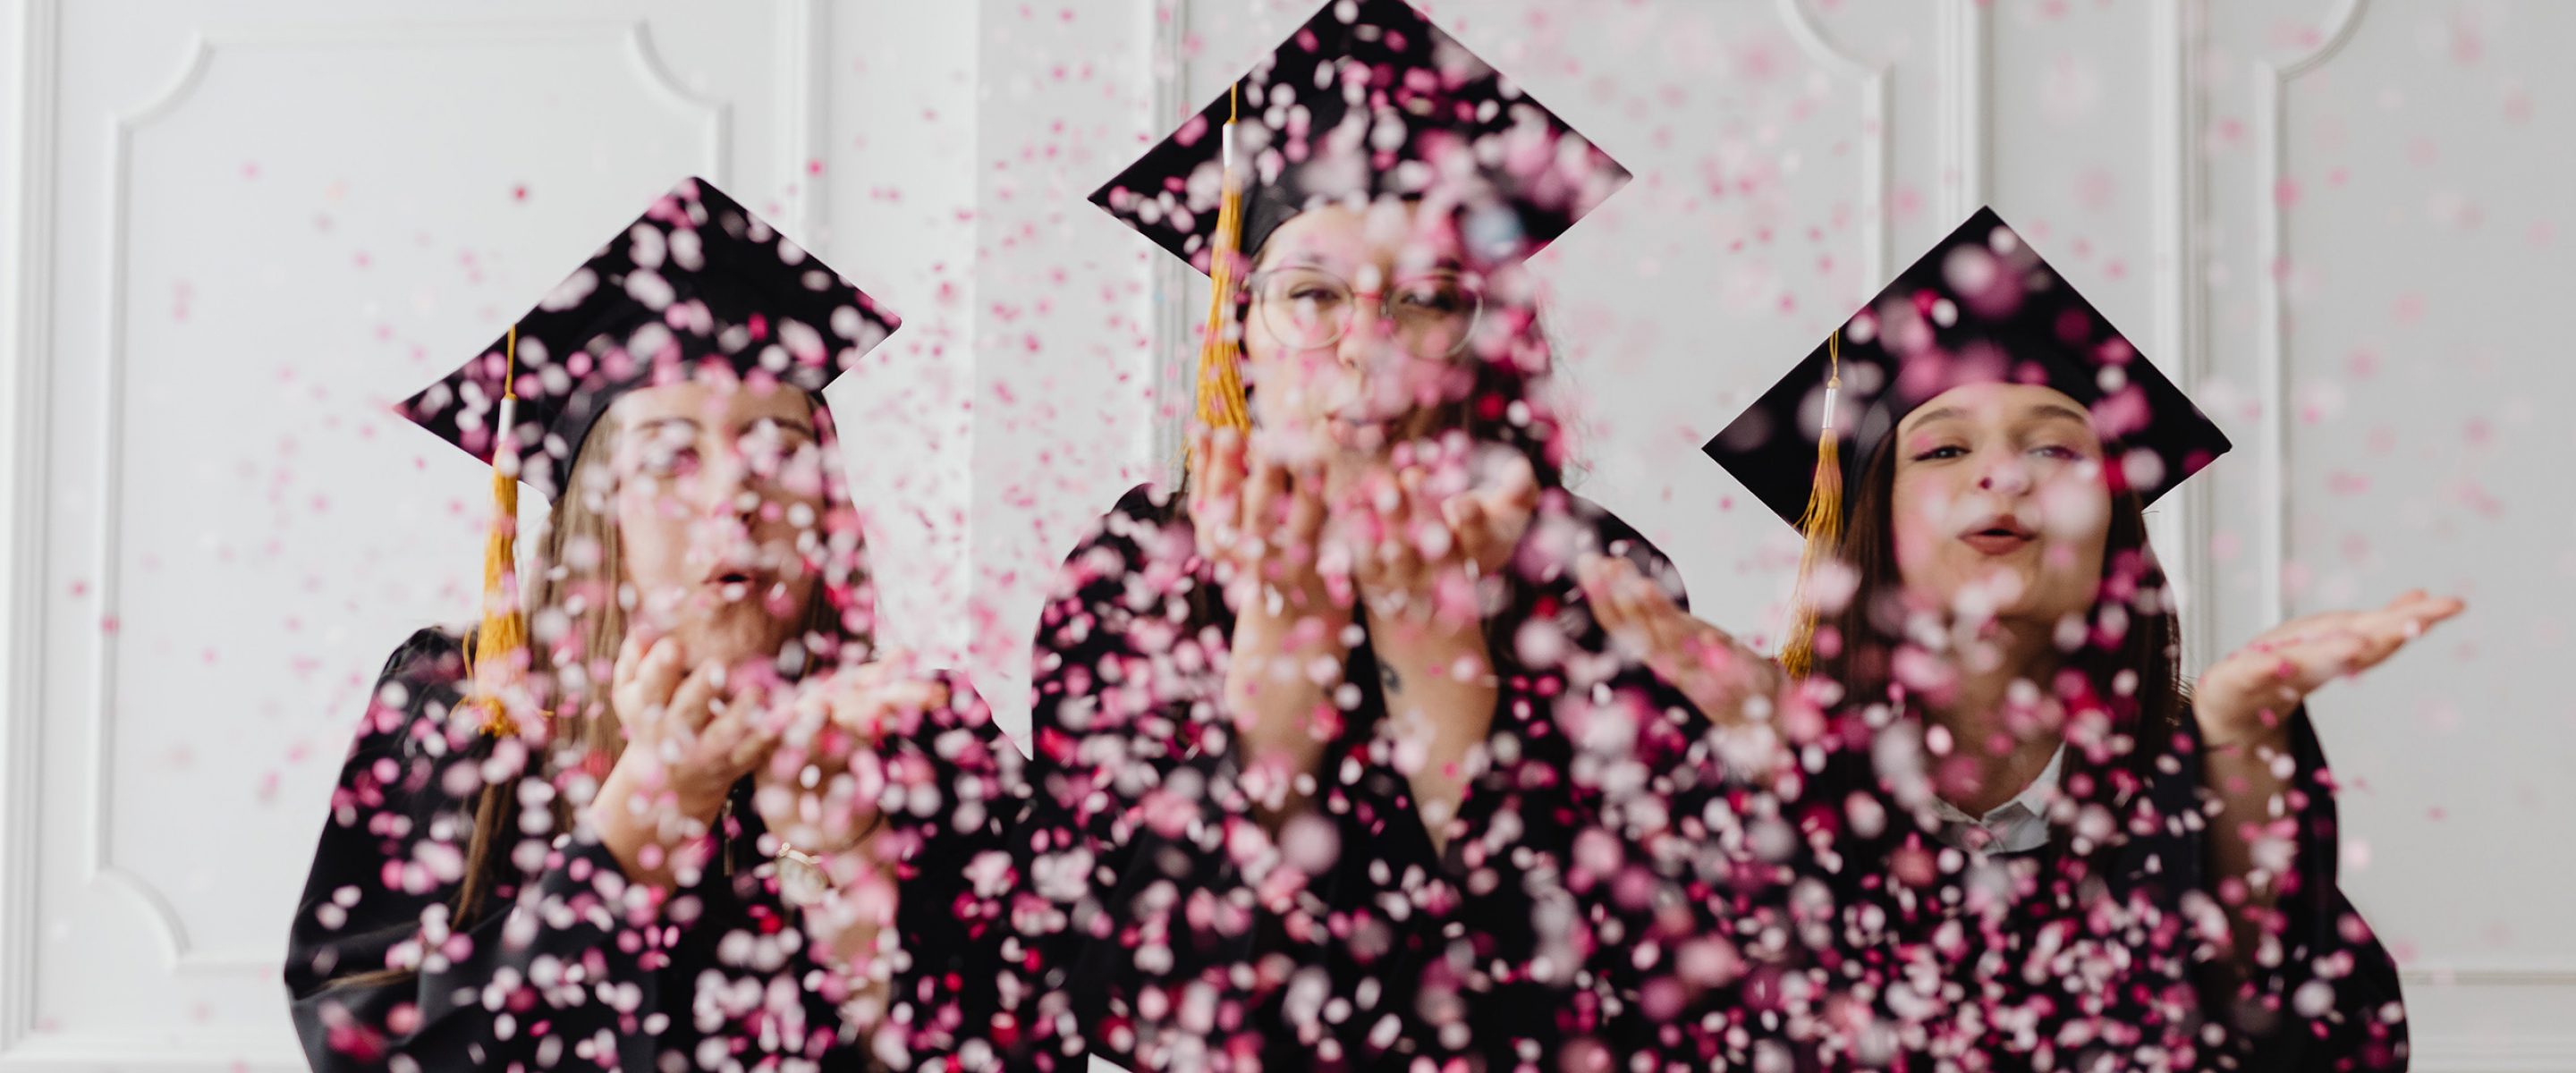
[1089,0,1631,440]
[395,176,902,734]
[1702,207,2232,674]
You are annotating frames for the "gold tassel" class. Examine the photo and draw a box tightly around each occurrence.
[472,325,533,738]
[1188,83,1252,467]
[1780,331,1844,678]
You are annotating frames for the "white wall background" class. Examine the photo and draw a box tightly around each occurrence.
[0,1,2566,1069]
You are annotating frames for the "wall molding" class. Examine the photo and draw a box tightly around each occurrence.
[776,0,827,241]
[0,0,61,1053]
[621,20,733,185]
[2406,1035,2576,1073]
[2250,0,2368,629]
[0,1031,301,1072]
[2151,0,2217,672]
[78,15,729,978]
[1775,0,1893,289]
[1936,0,1990,220]
[2401,959,2576,988]
[1148,0,1195,486]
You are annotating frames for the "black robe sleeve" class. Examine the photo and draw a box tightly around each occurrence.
[862,668,1022,1069]
[1447,491,1774,1064]
[284,629,936,1071]
[1003,483,1250,1070]
[2232,706,2409,1071]
[282,628,660,1071]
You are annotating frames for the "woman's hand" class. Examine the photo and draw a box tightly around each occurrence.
[1342,448,1538,636]
[2194,589,2465,748]
[751,658,950,860]
[1194,426,1343,627]
[2192,589,2462,981]
[1333,447,1536,850]
[752,660,952,1006]
[1195,426,1352,824]
[1578,553,1784,741]
[589,631,782,891]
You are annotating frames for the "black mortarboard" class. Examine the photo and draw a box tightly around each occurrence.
[398,176,902,502]
[1702,207,2232,672]
[1089,0,1631,276]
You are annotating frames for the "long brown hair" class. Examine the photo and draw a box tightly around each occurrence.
[1812,432,2185,798]
[332,385,874,987]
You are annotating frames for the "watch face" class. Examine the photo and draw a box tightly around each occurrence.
[777,852,831,908]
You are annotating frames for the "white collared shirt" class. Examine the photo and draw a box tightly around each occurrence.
[1926,745,2064,855]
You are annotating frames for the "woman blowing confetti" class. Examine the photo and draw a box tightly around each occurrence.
[1593,207,2446,1070]
[283,178,1015,1071]
[996,1,1778,1068]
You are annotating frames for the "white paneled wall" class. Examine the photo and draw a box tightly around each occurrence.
[0,1,2565,1069]
[0,1,996,1065]
[2199,4,2576,1065]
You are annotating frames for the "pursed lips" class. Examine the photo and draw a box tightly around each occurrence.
[1958,514,2038,556]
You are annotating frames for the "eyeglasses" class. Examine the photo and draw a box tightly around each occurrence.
[1243,267,1485,355]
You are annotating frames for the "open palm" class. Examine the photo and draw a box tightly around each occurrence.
[2195,589,2465,748]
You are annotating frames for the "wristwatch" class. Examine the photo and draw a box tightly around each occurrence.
[775,841,832,908]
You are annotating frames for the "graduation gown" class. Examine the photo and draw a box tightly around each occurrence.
[283,628,1016,1072]
[1002,482,1772,1070]
[1786,702,2407,1071]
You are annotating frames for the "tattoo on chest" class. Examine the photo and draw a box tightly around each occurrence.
[1377,662,1402,695]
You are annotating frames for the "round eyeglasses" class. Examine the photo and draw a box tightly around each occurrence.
[1243,267,1486,356]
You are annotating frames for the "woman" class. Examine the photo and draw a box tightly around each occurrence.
[1004,3,1765,1067]
[283,179,1014,1071]
[1604,207,2446,1069]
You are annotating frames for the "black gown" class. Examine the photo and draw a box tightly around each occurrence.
[1001,482,1782,1070]
[283,628,1017,1072]
[1781,697,2408,1071]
